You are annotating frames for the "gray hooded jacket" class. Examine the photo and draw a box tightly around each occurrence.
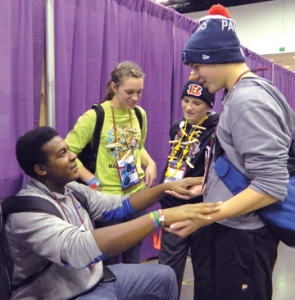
[6,178,130,299]
[204,77,295,229]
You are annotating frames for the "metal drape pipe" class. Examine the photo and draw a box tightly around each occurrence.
[45,0,55,128]
[272,62,274,84]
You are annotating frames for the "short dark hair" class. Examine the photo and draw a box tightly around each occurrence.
[16,126,58,178]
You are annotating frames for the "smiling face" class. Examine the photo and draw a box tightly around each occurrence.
[38,136,79,193]
[111,76,144,110]
[182,96,210,124]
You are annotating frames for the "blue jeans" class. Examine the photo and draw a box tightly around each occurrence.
[75,263,178,300]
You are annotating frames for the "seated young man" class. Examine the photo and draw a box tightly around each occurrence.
[5,126,221,300]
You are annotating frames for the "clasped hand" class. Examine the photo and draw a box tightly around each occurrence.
[165,178,204,199]
[163,177,222,238]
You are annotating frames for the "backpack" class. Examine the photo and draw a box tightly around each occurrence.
[78,104,143,174]
[0,190,88,299]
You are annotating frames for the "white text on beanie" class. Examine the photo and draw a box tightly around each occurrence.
[182,4,245,65]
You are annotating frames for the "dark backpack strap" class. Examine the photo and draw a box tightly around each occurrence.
[89,104,105,174]
[0,207,14,299]
[133,106,143,130]
[2,192,90,293]
[88,104,142,174]
[2,196,63,220]
[71,190,89,214]
[287,139,295,176]
[11,261,53,292]
[2,196,64,293]
[3,193,89,217]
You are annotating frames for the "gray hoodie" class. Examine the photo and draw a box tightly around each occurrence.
[204,77,295,229]
[6,178,130,299]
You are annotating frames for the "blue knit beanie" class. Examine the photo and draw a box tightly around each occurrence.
[182,4,245,65]
[181,79,215,108]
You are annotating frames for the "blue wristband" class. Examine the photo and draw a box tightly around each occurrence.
[86,176,100,187]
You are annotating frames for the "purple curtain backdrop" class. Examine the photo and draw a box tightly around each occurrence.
[53,0,295,261]
[273,64,295,110]
[1,0,294,259]
[54,0,199,261]
[0,0,44,200]
[208,46,295,113]
[54,0,197,174]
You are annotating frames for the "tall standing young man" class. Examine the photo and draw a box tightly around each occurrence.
[168,4,295,300]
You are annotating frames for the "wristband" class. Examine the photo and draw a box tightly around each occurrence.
[152,211,161,228]
[86,175,100,188]
[149,211,160,230]
[158,209,166,227]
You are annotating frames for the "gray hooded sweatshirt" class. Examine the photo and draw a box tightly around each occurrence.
[204,77,295,229]
[6,178,131,299]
